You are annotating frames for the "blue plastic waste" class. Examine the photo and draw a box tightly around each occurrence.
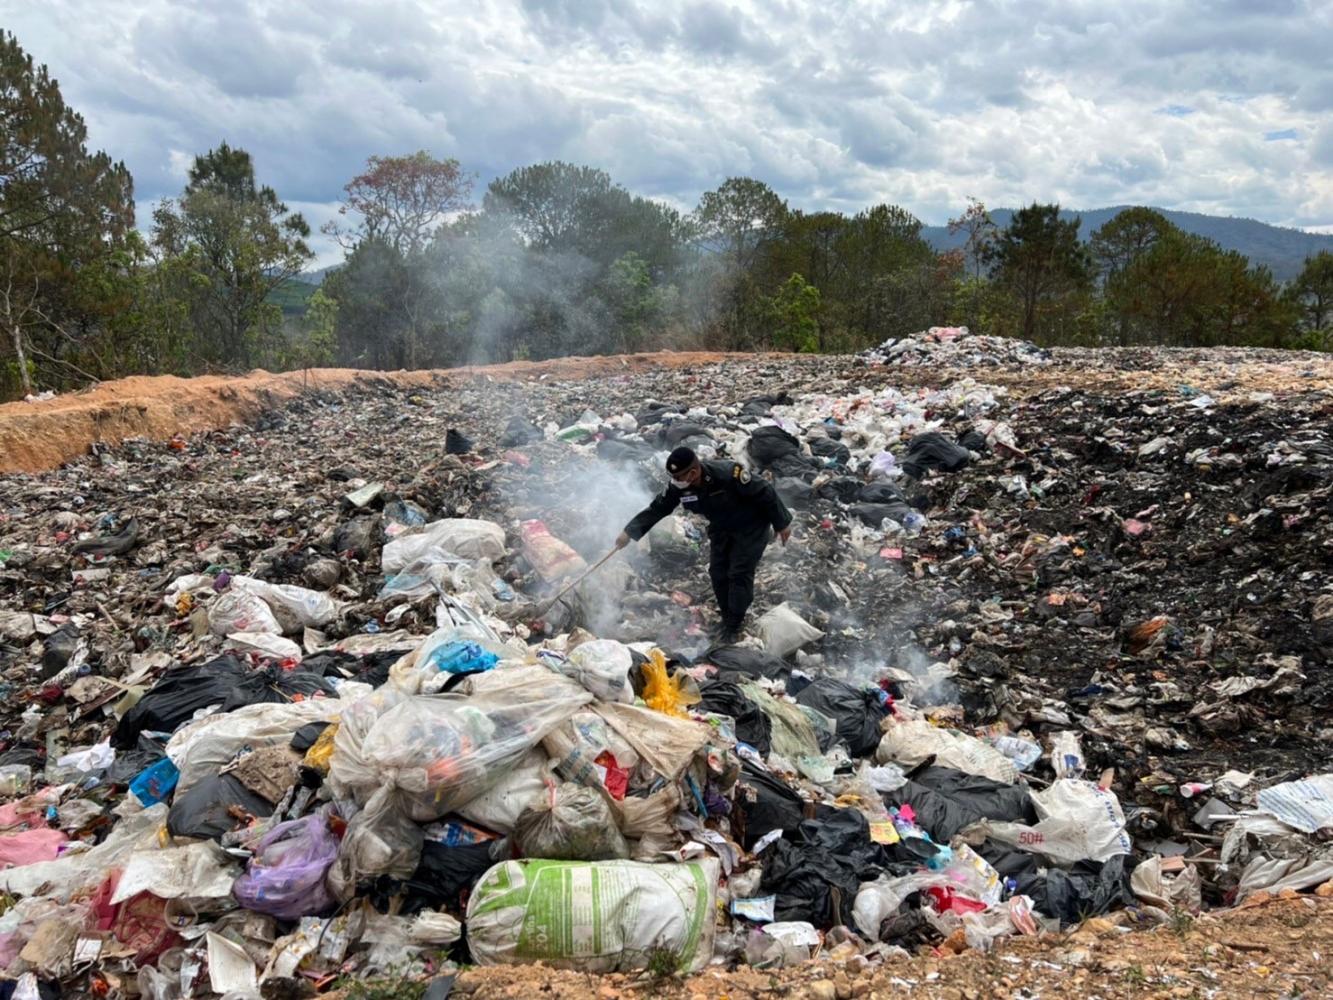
[130,757,180,806]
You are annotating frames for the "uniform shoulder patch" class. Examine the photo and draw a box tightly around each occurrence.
[733,464,751,484]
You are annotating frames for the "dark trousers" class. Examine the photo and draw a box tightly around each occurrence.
[708,526,770,628]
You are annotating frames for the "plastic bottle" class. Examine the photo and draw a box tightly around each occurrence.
[0,765,31,797]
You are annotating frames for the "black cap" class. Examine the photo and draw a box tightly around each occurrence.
[666,446,698,475]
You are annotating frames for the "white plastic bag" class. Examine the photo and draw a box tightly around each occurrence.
[979,778,1131,864]
[756,603,824,658]
[852,871,951,938]
[167,699,343,794]
[988,734,1042,771]
[1049,731,1086,780]
[342,668,592,820]
[382,519,506,574]
[561,640,634,703]
[594,701,712,781]
[327,786,424,901]
[231,576,339,632]
[1255,773,1333,834]
[457,750,552,835]
[1130,856,1202,917]
[467,858,719,972]
[876,718,1018,784]
[326,685,409,800]
[224,632,303,662]
[208,590,281,636]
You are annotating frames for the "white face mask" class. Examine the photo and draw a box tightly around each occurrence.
[670,476,691,489]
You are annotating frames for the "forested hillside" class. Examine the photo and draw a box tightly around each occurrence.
[922,207,1333,282]
[2,30,1330,401]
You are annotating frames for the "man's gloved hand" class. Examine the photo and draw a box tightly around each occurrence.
[615,531,631,549]
[778,527,792,547]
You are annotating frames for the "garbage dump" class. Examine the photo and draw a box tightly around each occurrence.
[0,335,1331,996]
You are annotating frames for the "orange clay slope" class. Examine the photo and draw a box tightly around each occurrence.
[0,353,758,475]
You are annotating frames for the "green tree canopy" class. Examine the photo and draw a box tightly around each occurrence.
[151,143,312,368]
[0,30,137,395]
[987,203,1094,341]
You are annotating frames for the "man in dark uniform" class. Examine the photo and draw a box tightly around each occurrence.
[616,446,793,641]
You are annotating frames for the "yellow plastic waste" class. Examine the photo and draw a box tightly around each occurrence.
[302,721,339,773]
[641,649,700,718]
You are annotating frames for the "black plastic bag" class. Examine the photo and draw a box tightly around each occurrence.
[770,453,818,480]
[663,422,715,447]
[850,501,914,527]
[300,648,398,688]
[976,839,1042,879]
[902,432,970,479]
[72,517,140,557]
[0,979,60,1000]
[290,721,332,753]
[380,839,510,915]
[445,428,475,454]
[113,654,338,750]
[499,415,543,447]
[1014,856,1135,927]
[106,735,167,786]
[759,811,883,928]
[881,765,1037,842]
[167,772,274,840]
[809,437,851,465]
[701,645,790,680]
[746,425,801,466]
[735,759,805,850]
[332,516,381,559]
[596,438,654,465]
[856,481,907,505]
[40,623,81,680]
[815,477,865,503]
[775,477,814,509]
[958,429,988,452]
[794,678,887,758]
[811,436,850,464]
[697,681,772,756]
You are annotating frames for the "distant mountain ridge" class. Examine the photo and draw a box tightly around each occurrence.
[921,206,1333,282]
[293,208,1332,286]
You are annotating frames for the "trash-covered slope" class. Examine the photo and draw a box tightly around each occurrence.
[0,329,1330,997]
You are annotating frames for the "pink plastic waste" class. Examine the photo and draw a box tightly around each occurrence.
[520,520,586,581]
[0,827,68,868]
[0,787,63,831]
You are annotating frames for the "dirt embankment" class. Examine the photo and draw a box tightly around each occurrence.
[448,893,1333,1000]
[5,346,1332,476]
[0,353,754,475]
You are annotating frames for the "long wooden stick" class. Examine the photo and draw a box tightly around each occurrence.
[536,548,619,616]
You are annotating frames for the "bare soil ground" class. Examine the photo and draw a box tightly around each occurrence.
[449,891,1333,1000]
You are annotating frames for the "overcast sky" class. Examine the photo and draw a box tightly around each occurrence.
[5,0,1331,266]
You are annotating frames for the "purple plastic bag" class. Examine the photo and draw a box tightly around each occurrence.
[232,809,339,920]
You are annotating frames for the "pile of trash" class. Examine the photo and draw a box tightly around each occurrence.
[0,333,1330,995]
[858,326,1053,368]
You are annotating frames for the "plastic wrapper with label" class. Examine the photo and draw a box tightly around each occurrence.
[467,858,720,973]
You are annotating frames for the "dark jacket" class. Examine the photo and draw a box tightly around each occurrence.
[624,460,793,541]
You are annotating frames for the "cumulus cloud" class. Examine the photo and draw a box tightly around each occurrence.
[3,0,1329,265]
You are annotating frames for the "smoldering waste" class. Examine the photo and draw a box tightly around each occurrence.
[0,327,1330,994]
